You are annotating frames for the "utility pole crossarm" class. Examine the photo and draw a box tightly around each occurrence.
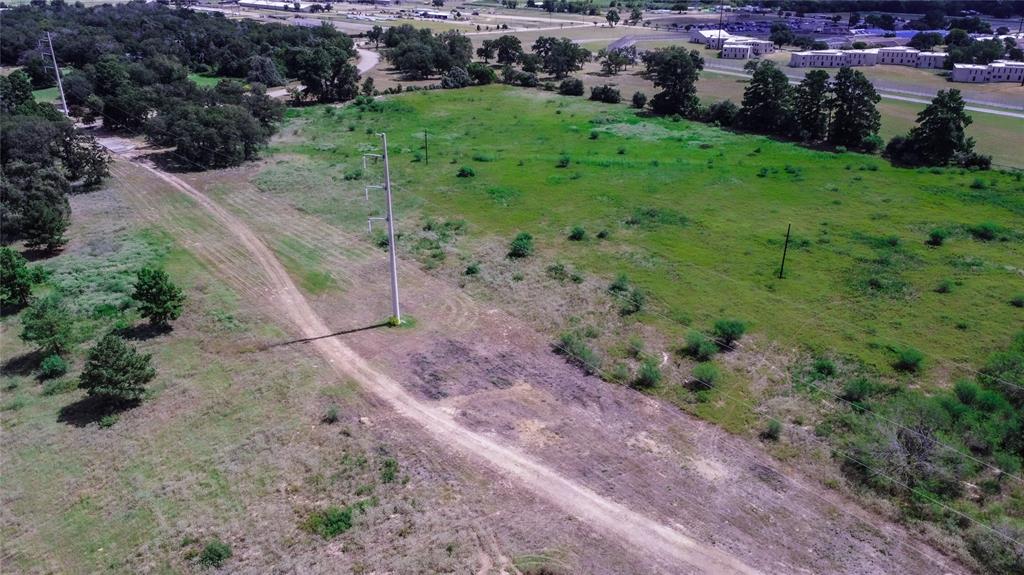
[362,133,402,324]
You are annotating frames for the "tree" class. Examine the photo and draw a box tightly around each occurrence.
[295,45,359,101]
[901,90,976,166]
[20,294,72,356]
[493,35,524,65]
[21,197,70,251]
[599,47,635,75]
[769,23,795,48]
[908,32,943,51]
[792,70,832,142]
[361,76,375,96]
[944,28,971,48]
[533,37,590,78]
[367,25,384,48]
[829,67,880,150]
[0,247,33,308]
[642,46,702,117]
[246,55,285,87]
[848,12,860,27]
[738,61,791,135]
[606,9,619,27]
[627,6,642,25]
[79,333,156,404]
[467,62,497,85]
[132,267,185,326]
[60,130,110,187]
[477,39,496,62]
[0,70,34,114]
[438,30,473,71]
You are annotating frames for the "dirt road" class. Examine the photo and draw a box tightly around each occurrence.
[130,161,760,574]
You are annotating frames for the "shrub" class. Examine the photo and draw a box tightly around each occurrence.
[841,377,878,403]
[633,358,662,388]
[380,457,399,483]
[631,91,647,109]
[712,318,747,348]
[701,100,738,127]
[684,331,717,361]
[132,267,185,326]
[466,62,497,85]
[507,232,534,258]
[935,279,954,293]
[304,507,353,539]
[926,228,948,246]
[440,66,472,89]
[1011,294,1024,308]
[969,177,986,190]
[556,154,571,168]
[968,222,1001,241]
[608,273,630,294]
[20,295,73,356]
[619,288,645,316]
[464,262,480,276]
[892,346,924,372]
[966,523,1024,575]
[568,226,586,241]
[760,420,782,441]
[558,77,584,96]
[589,130,599,140]
[79,333,156,404]
[812,358,836,377]
[589,84,621,104]
[546,263,569,281]
[691,362,719,388]
[456,166,475,178]
[199,539,232,567]
[0,246,34,307]
[596,229,610,239]
[42,377,78,396]
[39,354,68,380]
[556,331,601,375]
[322,405,339,424]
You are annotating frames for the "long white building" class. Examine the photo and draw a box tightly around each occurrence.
[951,60,1024,83]
[691,29,775,59]
[789,46,947,70]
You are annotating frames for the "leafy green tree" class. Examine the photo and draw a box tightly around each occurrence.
[367,25,384,47]
[246,55,285,87]
[532,37,590,79]
[476,39,496,62]
[829,67,880,150]
[738,61,791,135]
[295,45,359,102]
[132,267,185,326]
[902,90,976,166]
[944,28,971,47]
[60,130,110,187]
[792,70,832,142]
[627,6,642,25]
[641,46,702,117]
[0,247,34,307]
[908,32,943,51]
[493,35,524,65]
[20,294,72,356]
[769,23,795,48]
[438,30,473,71]
[79,333,155,404]
[0,70,34,114]
[606,9,619,26]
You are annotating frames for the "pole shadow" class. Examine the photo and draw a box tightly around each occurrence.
[262,322,389,350]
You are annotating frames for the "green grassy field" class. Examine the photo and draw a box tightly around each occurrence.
[187,73,226,88]
[271,86,1024,382]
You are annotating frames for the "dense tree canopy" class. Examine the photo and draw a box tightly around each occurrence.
[641,47,703,117]
[738,61,792,134]
[532,37,591,79]
[792,70,832,143]
[829,67,881,150]
[384,25,472,80]
[885,89,985,168]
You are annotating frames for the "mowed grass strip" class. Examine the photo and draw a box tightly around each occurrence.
[272,85,1024,380]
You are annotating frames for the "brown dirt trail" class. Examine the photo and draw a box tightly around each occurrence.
[131,161,761,575]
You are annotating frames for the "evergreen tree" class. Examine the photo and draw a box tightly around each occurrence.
[738,61,792,135]
[132,267,186,326]
[792,70,832,142]
[903,90,976,166]
[20,294,72,356]
[642,47,703,117]
[829,67,880,150]
[79,333,156,404]
[0,247,34,308]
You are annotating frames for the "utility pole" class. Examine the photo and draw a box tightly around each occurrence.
[363,133,402,324]
[41,32,68,116]
[778,223,791,280]
[423,130,428,165]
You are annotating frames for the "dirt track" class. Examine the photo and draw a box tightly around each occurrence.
[131,161,761,574]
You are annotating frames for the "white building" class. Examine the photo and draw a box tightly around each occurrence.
[952,60,1024,83]
[721,43,752,59]
[789,47,947,70]
[237,0,321,11]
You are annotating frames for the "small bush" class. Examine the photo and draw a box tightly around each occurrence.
[712,318,747,348]
[39,354,68,380]
[892,346,924,372]
[42,377,78,396]
[596,229,610,239]
[199,539,232,568]
[464,262,480,276]
[322,405,339,424]
[760,420,782,441]
[380,457,399,483]
[568,226,586,241]
[926,228,948,246]
[507,232,534,258]
[456,166,475,178]
[304,507,354,539]
[589,84,621,104]
[633,358,662,388]
[691,362,719,388]
[968,222,1001,241]
[684,330,718,361]
[556,331,601,375]
[608,273,630,294]
[556,154,571,168]
[589,130,599,140]
[631,91,647,109]
[969,177,986,190]
[841,377,878,403]
[558,77,584,96]
[619,288,645,316]
[546,263,569,281]
[98,414,119,428]
[467,62,496,85]
[935,279,954,294]
[1011,294,1024,308]
[812,358,836,377]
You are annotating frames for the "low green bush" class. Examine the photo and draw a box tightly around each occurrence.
[304,507,354,539]
[840,377,878,403]
[380,457,399,483]
[812,358,836,377]
[760,420,782,441]
[608,273,629,294]
[684,330,717,361]
[507,232,534,258]
[619,288,645,316]
[633,358,662,388]
[968,222,1001,241]
[39,354,68,380]
[556,154,571,168]
[1012,294,1024,308]
[199,539,232,568]
[691,362,719,387]
[456,166,475,177]
[322,405,339,424]
[556,331,601,375]
[464,262,480,276]
[98,414,119,428]
[42,377,78,396]
[631,91,647,109]
[712,318,747,347]
[935,279,954,294]
[892,346,924,372]
[568,226,586,241]
[927,228,948,246]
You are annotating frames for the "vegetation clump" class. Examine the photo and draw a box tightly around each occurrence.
[199,539,232,568]
[79,333,156,405]
[691,362,719,388]
[132,267,185,326]
[556,331,601,375]
[633,358,662,388]
[507,232,534,258]
[684,330,718,361]
[712,319,747,348]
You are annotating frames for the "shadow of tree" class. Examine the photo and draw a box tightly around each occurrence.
[117,322,172,341]
[1,349,44,377]
[57,394,139,428]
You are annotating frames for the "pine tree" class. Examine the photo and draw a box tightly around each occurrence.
[0,247,33,308]
[20,294,72,356]
[905,89,975,166]
[793,70,832,142]
[738,61,792,135]
[79,333,155,404]
[132,267,185,326]
[829,67,881,150]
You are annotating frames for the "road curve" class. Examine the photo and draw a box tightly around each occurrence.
[129,159,761,575]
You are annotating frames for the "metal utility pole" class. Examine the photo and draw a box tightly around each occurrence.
[778,223,791,280]
[363,133,402,324]
[41,32,68,116]
[423,130,428,165]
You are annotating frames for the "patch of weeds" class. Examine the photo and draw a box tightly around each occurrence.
[199,539,232,568]
[1011,295,1024,308]
[486,186,521,207]
[456,166,476,178]
[712,318,747,348]
[42,378,78,396]
[927,228,948,246]
[342,168,363,181]
[546,263,569,282]
[935,279,954,294]
[684,330,718,361]
[967,222,1004,242]
[472,152,496,162]
[464,262,480,276]
[303,507,354,539]
[760,420,782,441]
[3,396,28,411]
[568,226,586,241]
[380,458,399,483]
[624,207,688,228]
[98,414,119,428]
[891,346,924,373]
[596,229,610,239]
[555,331,601,375]
[556,154,571,168]
[691,362,719,388]
[633,358,662,388]
[812,358,836,378]
[323,406,339,424]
